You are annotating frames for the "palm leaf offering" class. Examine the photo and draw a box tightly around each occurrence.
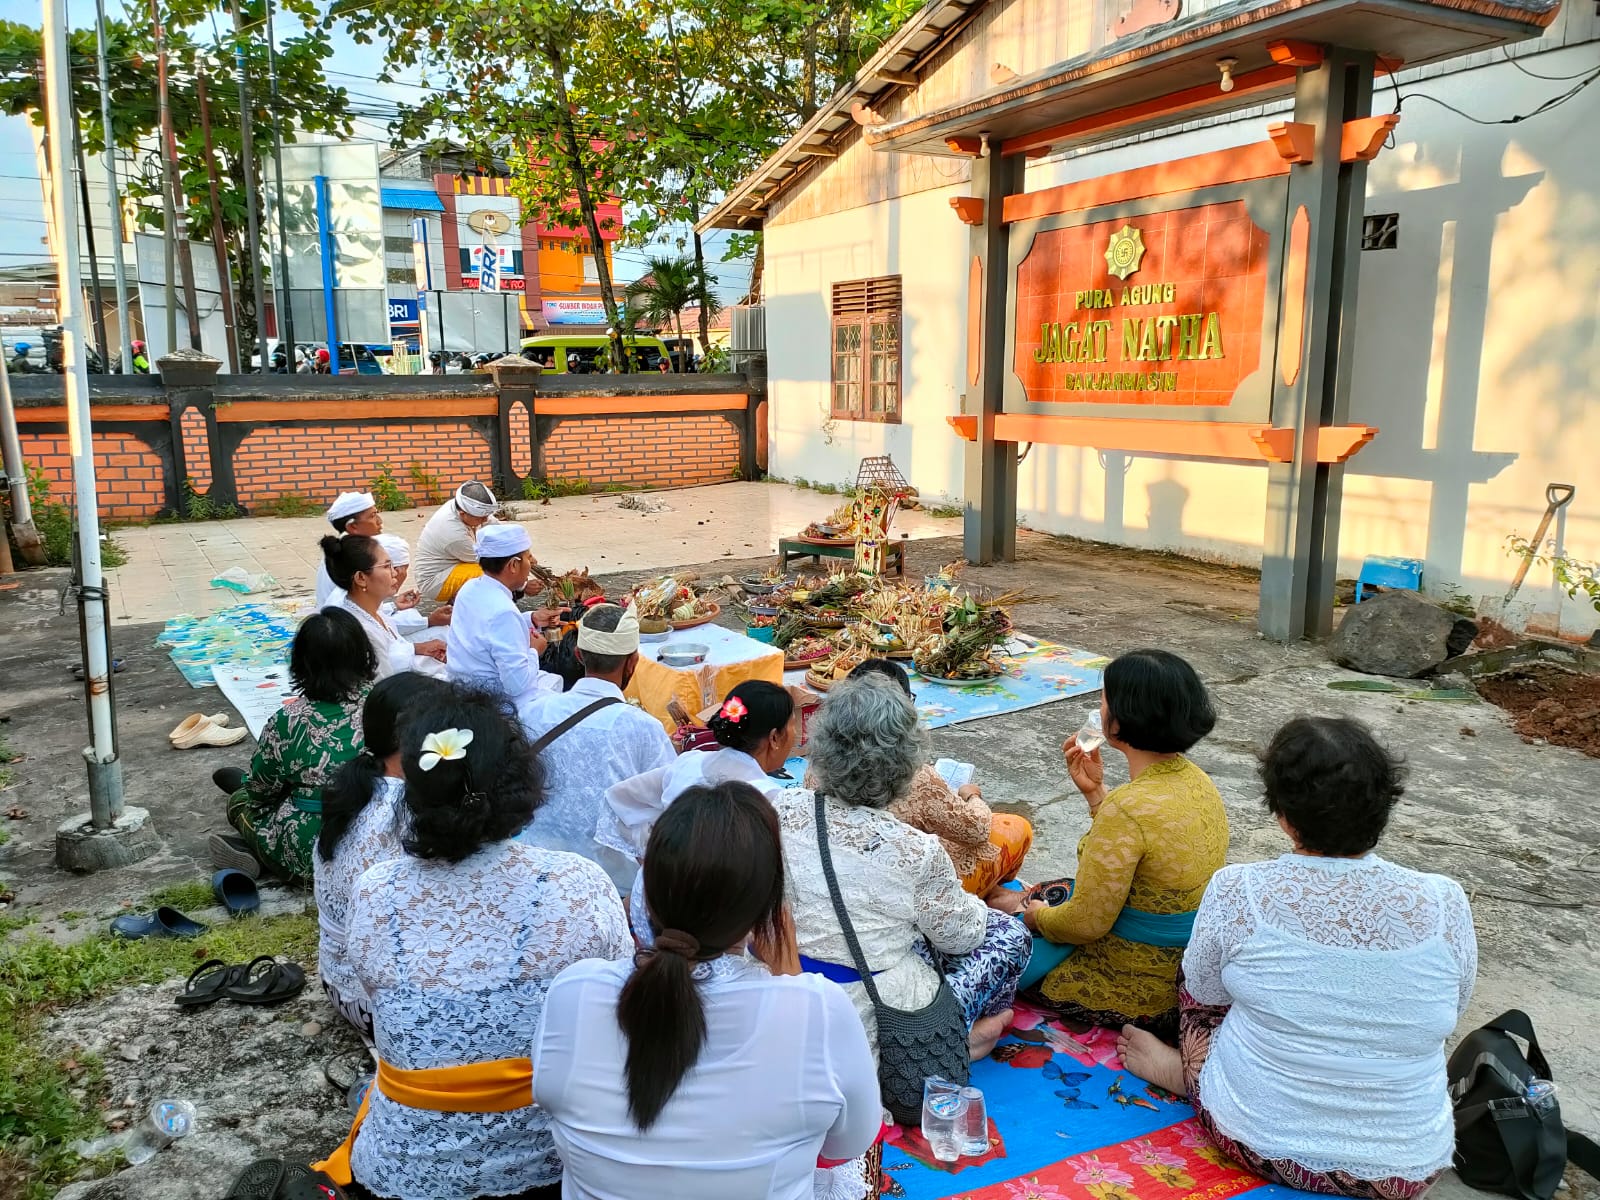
[1327,680,1477,701]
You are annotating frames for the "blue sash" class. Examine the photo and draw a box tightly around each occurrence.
[799,954,884,985]
[1019,906,1196,992]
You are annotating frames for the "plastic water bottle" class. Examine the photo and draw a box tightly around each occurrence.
[123,1099,196,1165]
[1525,1080,1558,1113]
[921,1077,967,1163]
[1074,710,1105,753]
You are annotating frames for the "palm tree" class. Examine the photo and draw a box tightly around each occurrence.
[625,255,721,371]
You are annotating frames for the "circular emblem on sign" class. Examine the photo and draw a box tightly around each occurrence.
[1104,225,1147,280]
[467,209,513,239]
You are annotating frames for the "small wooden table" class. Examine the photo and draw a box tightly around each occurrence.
[778,537,906,576]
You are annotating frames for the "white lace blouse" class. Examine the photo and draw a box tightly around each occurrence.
[346,841,631,1199]
[533,954,882,1200]
[1185,853,1478,1181]
[312,775,406,1015]
[773,788,988,1049]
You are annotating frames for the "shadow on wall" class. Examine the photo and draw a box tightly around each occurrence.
[1343,112,1597,589]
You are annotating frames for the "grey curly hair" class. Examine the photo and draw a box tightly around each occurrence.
[808,674,925,809]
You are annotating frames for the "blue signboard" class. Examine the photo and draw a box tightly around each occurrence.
[388,297,420,330]
[479,244,500,293]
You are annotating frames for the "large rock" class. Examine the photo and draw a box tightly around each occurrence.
[1328,591,1478,678]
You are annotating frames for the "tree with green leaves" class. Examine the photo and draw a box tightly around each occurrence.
[0,1,352,351]
[624,254,719,370]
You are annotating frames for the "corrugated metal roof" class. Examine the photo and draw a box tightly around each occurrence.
[380,186,445,212]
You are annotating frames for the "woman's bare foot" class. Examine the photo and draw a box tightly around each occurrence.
[969,1008,1014,1060]
[1117,1024,1186,1096]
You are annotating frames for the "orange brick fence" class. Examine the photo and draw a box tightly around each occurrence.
[9,366,764,520]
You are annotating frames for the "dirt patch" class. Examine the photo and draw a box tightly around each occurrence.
[1476,665,1600,757]
[1473,617,1521,650]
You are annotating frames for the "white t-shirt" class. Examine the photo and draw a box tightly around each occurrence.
[1186,853,1477,1181]
[532,955,881,1200]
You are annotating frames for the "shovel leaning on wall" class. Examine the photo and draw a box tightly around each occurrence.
[1503,483,1576,605]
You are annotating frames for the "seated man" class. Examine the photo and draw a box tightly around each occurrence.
[315,491,383,605]
[412,481,498,603]
[520,602,675,889]
[445,523,563,707]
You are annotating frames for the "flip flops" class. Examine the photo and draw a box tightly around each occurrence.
[169,712,248,749]
[209,832,263,879]
[213,868,261,916]
[109,905,208,939]
[225,1159,348,1200]
[175,955,305,1009]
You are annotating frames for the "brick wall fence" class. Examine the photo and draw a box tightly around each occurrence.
[9,365,765,520]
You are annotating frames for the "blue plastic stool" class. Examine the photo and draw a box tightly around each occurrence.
[1355,556,1423,603]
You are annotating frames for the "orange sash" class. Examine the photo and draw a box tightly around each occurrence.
[437,562,483,602]
[313,1056,534,1185]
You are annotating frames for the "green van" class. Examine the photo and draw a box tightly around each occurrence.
[518,333,670,374]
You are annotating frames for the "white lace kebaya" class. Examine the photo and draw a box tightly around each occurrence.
[1184,853,1477,1182]
[345,841,631,1199]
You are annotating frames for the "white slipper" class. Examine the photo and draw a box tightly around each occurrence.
[168,713,209,743]
[187,723,248,748]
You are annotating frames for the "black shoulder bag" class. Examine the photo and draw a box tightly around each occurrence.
[528,697,621,757]
[813,791,969,1125]
[1448,1009,1600,1200]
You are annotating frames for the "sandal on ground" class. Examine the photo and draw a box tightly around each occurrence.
[280,1163,348,1199]
[169,712,232,744]
[210,832,263,879]
[225,955,306,1006]
[323,1048,374,1097]
[225,1158,286,1200]
[213,868,261,916]
[176,958,248,1009]
[175,721,248,749]
[71,658,125,680]
[109,905,208,939]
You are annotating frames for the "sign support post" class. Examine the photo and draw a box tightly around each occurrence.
[1260,49,1375,640]
[963,145,1024,565]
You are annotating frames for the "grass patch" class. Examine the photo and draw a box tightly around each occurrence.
[140,879,215,914]
[0,914,36,937]
[57,911,87,923]
[407,462,445,506]
[254,493,320,519]
[180,478,241,522]
[522,477,590,501]
[0,910,318,1198]
[14,464,128,568]
[0,729,14,791]
[928,502,964,519]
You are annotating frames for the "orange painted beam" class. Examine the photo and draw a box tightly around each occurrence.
[946,136,983,156]
[1267,121,1316,164]
[950,197,985,226]
[1267,40,1325,67]
[15,404,169,423]
[214,397,498,422]
[1341,114,1400,162]
[946,413,1377,463]
[1002,64,1300,159]
[1003,142,1290,224]
[533,394,745,416]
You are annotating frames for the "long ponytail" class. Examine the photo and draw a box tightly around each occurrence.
[614,782,785,1130]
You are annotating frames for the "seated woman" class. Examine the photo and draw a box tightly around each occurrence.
[602,680,797,943]
[776,674,1030,1060]
[534,781,881,1199]
[208,608,375,882]
[323,534,448,679]
[1003,648,1226,1039]
[846,658,1032,895]
[313,672,448,1038]
[1119,716,1476,1200]
[316,685,631,1200]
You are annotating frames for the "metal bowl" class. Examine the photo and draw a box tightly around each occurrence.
[658,642,710,667]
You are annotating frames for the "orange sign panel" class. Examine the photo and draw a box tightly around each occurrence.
[1013,200,1269,407]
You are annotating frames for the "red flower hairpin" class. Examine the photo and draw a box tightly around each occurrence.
[719,697,748,723]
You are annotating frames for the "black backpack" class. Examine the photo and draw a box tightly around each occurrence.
[1447,1010,1599,1200]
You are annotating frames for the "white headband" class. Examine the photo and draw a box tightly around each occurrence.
[577,601,641,655]
[455,483,498,519]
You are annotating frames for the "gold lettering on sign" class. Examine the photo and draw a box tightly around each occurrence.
[1118,313,1225,362]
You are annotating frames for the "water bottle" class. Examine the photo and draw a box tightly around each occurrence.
[123,1099,196,1165]
[921,1077,967,1163]
[1525,1080,1558,1113]
[1074,710,1105,753]
[958,1085,990,1156]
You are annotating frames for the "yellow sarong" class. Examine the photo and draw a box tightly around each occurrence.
[436,562,483,603]
[314,1055,534,1185]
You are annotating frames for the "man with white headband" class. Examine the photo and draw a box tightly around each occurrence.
[444,521,563,709]
[315,490,382,605]
[412,481,500,604]
[520,601,674,889]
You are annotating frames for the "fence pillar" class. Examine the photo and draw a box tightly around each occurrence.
[156,353,222,516]
[489,355,541,494]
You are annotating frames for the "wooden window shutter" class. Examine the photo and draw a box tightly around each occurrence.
[830,276,902,422]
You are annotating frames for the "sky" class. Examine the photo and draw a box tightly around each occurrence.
[0,0,755,302]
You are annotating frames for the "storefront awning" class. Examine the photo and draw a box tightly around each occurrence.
[380,187,445,213]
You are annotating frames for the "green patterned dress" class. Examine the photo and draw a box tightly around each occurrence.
[227,694,365,880]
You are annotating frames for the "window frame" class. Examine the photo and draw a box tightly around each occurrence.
[830,275,902,424]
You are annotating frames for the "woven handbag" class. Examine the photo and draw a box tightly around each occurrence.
[813,791,969,1125]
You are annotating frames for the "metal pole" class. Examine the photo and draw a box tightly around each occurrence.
[93,0,134,374]
[314,175,339,370]
[156,7,205,356]
[44,0,124,824]
[264,0,295,357]
[73,124,111,367]
[151,0,177,355]
[229,0,268,371]
[196,69,240,372]
[0,351,41,545]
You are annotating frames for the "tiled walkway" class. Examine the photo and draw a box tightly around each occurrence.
[102,482,961,624]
